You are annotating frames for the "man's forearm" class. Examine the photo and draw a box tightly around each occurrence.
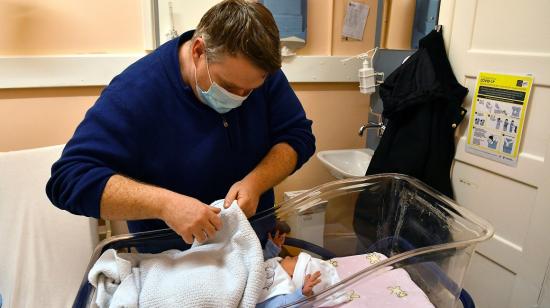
[101,174,223,243]
[242,142,298,194]
[101,143,297,221]
[100,174,173,221]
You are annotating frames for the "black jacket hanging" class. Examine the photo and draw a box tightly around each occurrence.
[366,30,468,199]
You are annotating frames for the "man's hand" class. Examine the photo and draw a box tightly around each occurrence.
[268,230,286,248]
[160,195,223,244]
[302,271,321,297]
[223,143,297,218]
[224,180,261,217]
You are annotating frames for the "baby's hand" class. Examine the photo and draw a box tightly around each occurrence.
[302,271,321,297]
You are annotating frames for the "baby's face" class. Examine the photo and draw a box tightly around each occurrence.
[280,255,298,277]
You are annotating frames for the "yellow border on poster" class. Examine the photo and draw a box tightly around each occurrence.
[466,72,533,163]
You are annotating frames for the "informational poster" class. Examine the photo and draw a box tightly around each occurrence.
[342,1,369,40]
[466,72,533,166]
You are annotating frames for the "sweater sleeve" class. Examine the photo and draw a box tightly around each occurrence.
[264,70,316,172]
[46,90,139,218]
[256,289,305,308]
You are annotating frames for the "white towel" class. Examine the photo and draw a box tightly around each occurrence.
[88,200,264,308]
[0,145,98,308]
[292,252,341,294]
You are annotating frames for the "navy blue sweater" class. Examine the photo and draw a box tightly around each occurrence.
[46,31,315,235]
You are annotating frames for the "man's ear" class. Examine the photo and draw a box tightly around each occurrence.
[191,37,206,61]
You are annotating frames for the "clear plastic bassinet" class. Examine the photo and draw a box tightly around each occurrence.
[73,174,493,308]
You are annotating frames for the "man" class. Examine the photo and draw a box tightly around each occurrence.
[46,0,315,249]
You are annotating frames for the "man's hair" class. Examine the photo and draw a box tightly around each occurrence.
[193,0,281,74]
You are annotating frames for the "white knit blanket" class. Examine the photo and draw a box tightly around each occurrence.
[88,200,264,308]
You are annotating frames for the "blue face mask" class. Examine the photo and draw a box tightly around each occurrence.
[194,55,250,114]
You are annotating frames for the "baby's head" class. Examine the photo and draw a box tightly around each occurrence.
[280,255,299,277]
[279,252,341,293]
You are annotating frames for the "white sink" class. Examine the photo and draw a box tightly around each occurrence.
[316,148,374,179]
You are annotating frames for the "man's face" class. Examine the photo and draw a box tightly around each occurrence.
[194,39,267,97]
[280,255,299,277]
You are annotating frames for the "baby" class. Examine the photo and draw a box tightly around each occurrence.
[257,221,342,307]
[257,252,341,307]
[257,254,321,307]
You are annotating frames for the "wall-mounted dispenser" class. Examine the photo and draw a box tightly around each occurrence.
[342,48,383,94]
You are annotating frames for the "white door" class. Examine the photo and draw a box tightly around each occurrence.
[439,0,550,307]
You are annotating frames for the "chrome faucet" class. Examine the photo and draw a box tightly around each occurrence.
[358,121,386,137]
